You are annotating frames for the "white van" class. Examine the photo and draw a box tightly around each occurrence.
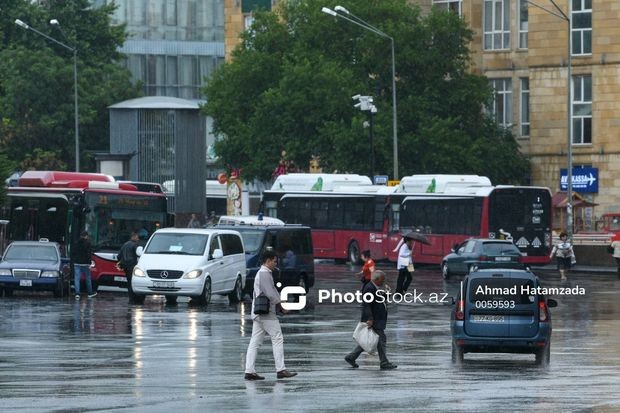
[131,228,246,305]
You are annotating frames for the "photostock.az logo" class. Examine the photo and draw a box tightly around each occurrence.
[277,282,307,311]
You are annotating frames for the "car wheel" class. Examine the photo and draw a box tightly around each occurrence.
[199,277,212,306]
[4,288,14,298]
[348,241,361,265]
[442,262,450,279]
[535,341,551,365]
[53,281,64,298]
[228,276,243,304]
[451,341,464,363]
[165,295,178,305]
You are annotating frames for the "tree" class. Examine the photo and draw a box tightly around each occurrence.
[202,0,529,184]
[0,0,141,172]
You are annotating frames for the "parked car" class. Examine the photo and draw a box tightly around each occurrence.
[441,238,524,278]
[0,240,70,297]
[217,218,314,294]
[131,228,246,305]
[450,268,557,365]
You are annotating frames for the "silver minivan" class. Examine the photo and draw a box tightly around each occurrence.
[131,228,246,305]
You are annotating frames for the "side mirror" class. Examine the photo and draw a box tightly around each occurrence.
[547,298,558,308]
[213,249,224,259]
[136,246,144,256]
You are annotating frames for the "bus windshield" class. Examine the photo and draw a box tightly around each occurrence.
[84,193,167,250]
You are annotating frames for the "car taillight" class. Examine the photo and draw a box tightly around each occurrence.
[539,301,549,322]
[455,300,465,320]
[479,255,488,261]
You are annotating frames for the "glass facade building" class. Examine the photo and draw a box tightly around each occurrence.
[95,0,225,99]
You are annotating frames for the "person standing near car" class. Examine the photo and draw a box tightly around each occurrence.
[119,232,140,301]
[394,237,414,294]
[73,231,96,299]
[244,249,297,380]
[550,232,574,281]
[345,270,397,370]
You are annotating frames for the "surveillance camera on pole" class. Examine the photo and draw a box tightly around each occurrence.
[353,95,374,112]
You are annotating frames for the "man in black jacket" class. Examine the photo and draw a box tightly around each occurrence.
[73,231,96,299]
[119,232,139,301]
[345,270,397,370]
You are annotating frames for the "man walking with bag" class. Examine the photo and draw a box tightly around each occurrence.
[244,250,297,380]
[345,270,397,370]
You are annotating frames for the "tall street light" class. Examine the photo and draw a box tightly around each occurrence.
[322,6,399,179]
[525,0,572,238]
[15,18,80,172]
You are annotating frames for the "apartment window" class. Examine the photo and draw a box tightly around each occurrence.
[433,0,462,15]
[519,0,528,49]
[484,0,510,50]
[572,0,592,55]
[572,75,592,144]
[490,79,512,127]
[520,78,530,137]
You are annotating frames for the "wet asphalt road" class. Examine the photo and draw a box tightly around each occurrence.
[1,262,620,412]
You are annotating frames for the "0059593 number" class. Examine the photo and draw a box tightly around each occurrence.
[474,300,515,309]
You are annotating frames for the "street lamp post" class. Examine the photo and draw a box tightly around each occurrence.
[526,0,572,238]
[15,18,80,172]
[353,94,377,178]
[322,6,399,179]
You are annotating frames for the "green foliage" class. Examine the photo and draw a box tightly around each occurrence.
[0,149,14,206]
[202,0,529,184]
[0,0,141,171]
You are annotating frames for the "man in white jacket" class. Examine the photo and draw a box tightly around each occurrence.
[244,249,298,380]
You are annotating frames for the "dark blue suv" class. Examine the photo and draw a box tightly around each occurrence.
[451,269,557,365]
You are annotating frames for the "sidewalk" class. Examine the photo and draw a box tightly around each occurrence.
[532,264,618,274]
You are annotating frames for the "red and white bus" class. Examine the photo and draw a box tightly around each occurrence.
[398,180,553,265]
[262,174,552,266]
[3,171,170,289]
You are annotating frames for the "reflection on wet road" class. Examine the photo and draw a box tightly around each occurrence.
[1,263,619,412]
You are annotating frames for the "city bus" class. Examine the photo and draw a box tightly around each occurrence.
[262,173,552,266]
[262,174,402,263]
[398,181,553,265]
[2,171,170,289]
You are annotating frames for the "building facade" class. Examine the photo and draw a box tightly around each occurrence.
[95,0,226,99]
[421,0,619,231]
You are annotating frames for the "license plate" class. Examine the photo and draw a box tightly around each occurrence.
[472,315,505,323]
[114,276,126,282]
[153,281,175,288]
[495,256,512,262]
[19,279,32,287]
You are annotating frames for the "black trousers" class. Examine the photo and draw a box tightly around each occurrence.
[615,257,620,274]
[348,328,389,365]
[125,268,134,299]
[396,267,412,293]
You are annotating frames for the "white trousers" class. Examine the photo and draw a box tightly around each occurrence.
[245,317,286,373]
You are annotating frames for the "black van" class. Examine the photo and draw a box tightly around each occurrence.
[216,222,314,294]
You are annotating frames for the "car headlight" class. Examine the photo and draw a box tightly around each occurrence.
[183,269,203,279]
[0,269,11,276]
[133,267,146,277]
[41,271,60,278]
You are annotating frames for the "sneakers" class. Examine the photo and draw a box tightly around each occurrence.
[88,292,98,298]
[75,294,80,300]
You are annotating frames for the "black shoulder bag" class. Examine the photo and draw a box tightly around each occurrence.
[253,272,270,315]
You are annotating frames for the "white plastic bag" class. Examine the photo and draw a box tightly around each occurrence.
[352,322,379,353]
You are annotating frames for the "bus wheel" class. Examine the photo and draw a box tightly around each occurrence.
[442,262,451,279]
[348,241,361,264]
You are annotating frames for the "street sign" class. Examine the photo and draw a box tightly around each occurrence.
[374,175,388,185]
[560,167,598,193]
